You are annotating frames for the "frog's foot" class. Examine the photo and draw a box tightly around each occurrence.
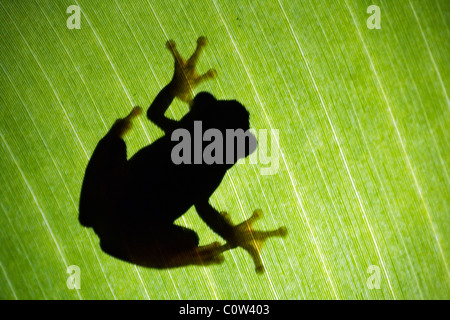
[229,210,287,274]
[166,36,217,104]
[111,106,142,138]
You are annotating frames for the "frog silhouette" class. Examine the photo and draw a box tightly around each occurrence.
[79,37,287,273]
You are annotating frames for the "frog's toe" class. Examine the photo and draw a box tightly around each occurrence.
[201,241,221,251]
[197,253,224,266]
[197,36,208,47]
[245,245,265,273]
[255,264,265,274]
[206,69,217,78]
[278,226,288,237]
[166,40,183,62]
[252,209,263,220]
[166,39,176,49]
[193,70,217,86]
[240,209,262,228]
[222,212,232,223]
[207,253,225,265]
[196,242,227,265]
[125,106,142,121]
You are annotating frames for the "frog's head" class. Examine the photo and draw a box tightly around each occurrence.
[190,92,257,163]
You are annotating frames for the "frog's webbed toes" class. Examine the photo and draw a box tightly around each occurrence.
[234,209,287,273]
[166,36,217,104]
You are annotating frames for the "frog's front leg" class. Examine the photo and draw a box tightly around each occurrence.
[146,37,217,132]
[166,36,217,104]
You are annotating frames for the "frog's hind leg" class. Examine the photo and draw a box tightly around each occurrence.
[125,224,226,269]
[161,226,226,268]
[169,241,227,267]
[79,109,141,229]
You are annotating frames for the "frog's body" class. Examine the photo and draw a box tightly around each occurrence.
[79,37,286,272]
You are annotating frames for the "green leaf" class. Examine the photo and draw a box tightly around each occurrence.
[0,0,448,299]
